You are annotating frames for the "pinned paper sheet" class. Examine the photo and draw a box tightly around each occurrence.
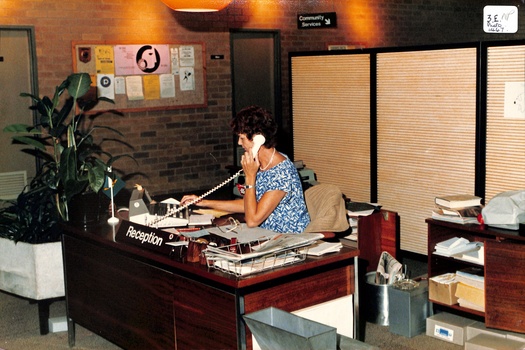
[504,82,525,119]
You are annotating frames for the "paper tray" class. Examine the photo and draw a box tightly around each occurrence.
[243,307,337,350]
[205,247,306,277]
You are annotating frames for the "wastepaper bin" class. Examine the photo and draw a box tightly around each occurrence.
[243,307,337,350]
[364,271,391,326]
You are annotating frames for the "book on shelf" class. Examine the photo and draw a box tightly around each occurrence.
[432,208,481,225]
[438,205,483,218]
[434,194,482,209]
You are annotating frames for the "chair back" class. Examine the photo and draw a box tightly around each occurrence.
[303,184,349,233]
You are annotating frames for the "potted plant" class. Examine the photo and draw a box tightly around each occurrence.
[0,73,133,301]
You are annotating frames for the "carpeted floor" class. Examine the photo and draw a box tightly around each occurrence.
[0,289,463,350]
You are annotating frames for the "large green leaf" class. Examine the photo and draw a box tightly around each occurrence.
[88,161,106,193]
[3,124,41,134]
[12,136,46,150]
[67,73,91,99]
[59,147,81,200]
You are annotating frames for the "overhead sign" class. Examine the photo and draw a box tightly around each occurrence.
[297,12,337,29]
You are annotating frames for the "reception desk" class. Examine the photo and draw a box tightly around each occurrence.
[61,220,360,350]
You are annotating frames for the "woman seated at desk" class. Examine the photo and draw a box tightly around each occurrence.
[181,105,310,234]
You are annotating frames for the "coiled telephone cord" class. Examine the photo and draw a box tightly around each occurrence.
[147,169,243,227]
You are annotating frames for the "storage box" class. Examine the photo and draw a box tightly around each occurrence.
[426,312,477,345]
[429,273,458,305]
[388,279,431,337]
[243,307,337,350]
[507,331,525,343]
[466,321,507,340]
[465,333,525,350]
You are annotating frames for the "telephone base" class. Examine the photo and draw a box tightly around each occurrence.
[130,214,189,228]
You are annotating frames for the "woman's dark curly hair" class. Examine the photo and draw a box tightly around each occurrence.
[230,105,278,148]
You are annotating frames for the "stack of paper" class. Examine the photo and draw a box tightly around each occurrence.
[303,241,343,256]
[188,213,214,226]
[434,237,481,257]
[459,243,484,265]
[455,267,485,312]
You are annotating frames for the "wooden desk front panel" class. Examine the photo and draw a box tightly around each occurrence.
[63,235,176,349]
[243,264,353,314]
[173,275,238,350]
[242,262,354,350]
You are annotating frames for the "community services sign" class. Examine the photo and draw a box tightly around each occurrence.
[297,12,337,29]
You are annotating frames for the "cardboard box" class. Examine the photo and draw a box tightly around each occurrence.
[465,333,525,350]
[466,321,507,341]
[426,312,476,345]
[507,332,525,343]
[429,273,458,305]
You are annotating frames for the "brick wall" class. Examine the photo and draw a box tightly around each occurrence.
[1,0,524,196]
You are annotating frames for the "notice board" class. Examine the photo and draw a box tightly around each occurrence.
[72,42,207,112]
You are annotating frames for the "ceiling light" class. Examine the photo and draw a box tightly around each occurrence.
[160,0,232,12]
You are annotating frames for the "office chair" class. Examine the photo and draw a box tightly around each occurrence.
[303,184,350,235]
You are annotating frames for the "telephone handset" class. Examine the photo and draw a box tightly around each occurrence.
[251,134,266,160]
[147,134,265,227]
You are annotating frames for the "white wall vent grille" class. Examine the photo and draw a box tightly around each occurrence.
[0,170,27,200]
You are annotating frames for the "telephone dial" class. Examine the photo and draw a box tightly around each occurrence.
[145,134,265,227]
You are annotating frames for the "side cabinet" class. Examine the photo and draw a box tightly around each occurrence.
[427,219,525,334]
[485,240,525,333]
[358,210,399,272]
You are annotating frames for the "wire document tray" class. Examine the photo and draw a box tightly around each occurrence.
[203,233,323,277]
[206,245,307,277]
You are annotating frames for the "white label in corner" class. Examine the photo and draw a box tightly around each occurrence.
[434,325,454,342]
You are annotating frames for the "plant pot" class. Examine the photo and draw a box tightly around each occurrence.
[0,237,64,299]
[68,191,103,227]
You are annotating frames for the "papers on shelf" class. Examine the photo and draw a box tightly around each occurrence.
[456,283,485,312]
[435,237,469,254]
[460,244,484,265]
[455,267,484,290]
[434,237,484,265]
